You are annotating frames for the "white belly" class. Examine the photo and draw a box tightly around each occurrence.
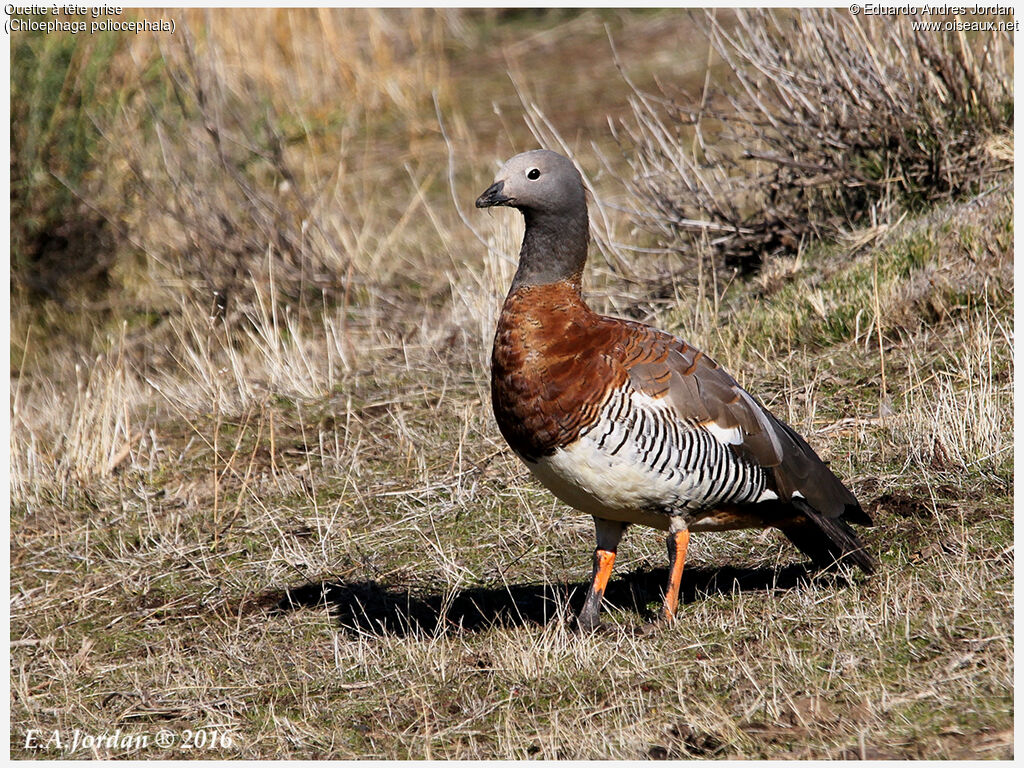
[521,388,778,530]
[526,440,676,529]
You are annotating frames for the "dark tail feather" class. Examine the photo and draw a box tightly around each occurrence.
[780,499,876,574]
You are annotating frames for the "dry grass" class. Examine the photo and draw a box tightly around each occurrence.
[10,9,1013,759]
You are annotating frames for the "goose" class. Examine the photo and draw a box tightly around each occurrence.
[476,149,874,630]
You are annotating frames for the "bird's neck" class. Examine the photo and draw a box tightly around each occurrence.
[509,207,589,294]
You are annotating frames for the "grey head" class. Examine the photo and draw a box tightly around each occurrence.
[475,149,590,291]
[475,149,586,215]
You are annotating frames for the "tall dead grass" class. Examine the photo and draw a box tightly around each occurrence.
[11,327,150,500]
[893,299,1013,476]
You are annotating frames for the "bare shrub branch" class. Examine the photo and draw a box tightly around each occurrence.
[617,9,1014,272]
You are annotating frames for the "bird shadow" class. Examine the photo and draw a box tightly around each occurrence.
[262,562,841,638]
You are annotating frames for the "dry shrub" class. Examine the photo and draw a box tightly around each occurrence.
[106,10,454,316]
[616,9,1014,271]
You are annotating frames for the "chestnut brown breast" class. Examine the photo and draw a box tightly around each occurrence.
[492,281,615,462]
[491,280,699,464]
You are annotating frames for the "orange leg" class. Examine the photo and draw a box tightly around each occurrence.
[577,519,625,631]
[578,549,616,632]
[663,528,690,623]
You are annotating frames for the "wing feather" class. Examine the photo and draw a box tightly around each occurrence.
[619,322,866,523]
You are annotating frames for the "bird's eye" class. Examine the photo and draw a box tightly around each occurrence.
[526,168,541,180]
